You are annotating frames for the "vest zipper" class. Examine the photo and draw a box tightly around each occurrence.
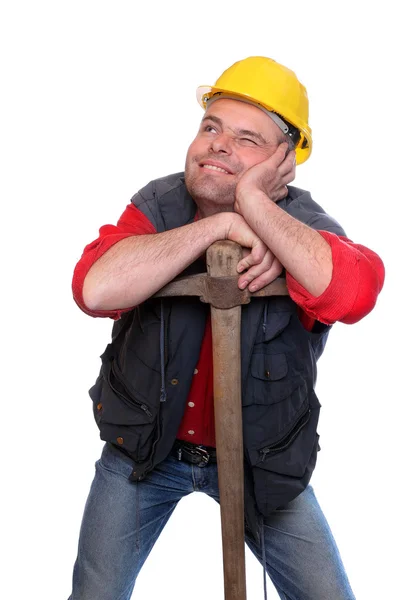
[159,300,167,402]
[259,408,311,462]
[108,363,153,418]
[113,386,153,419]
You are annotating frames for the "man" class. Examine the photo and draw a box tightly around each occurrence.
[69,56,384,599]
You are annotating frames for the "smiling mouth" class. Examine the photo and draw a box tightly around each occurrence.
[201,164,231,175]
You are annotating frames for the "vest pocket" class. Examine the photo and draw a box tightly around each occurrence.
[105,359,157,423]
[245,391,320,481]
[251,429,320,516]
[246,352,296,405]
[90,356,159,462]
[255,406,319,477]
[258,408,312,464]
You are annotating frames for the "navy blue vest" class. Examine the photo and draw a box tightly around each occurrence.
[89,173,346,539]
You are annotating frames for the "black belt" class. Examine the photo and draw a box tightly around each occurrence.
[172,440,217,467]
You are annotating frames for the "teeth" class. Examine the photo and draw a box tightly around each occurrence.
[203,164,229,174]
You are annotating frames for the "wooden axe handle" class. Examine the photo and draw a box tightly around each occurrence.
[207,241,247,600]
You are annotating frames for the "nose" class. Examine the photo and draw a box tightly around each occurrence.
[209,132,233,155]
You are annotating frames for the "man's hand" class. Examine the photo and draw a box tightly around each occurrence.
[235,142,296,208]
[237,246,283,292]
[224,213,283,292]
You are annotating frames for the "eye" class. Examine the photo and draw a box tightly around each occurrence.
[204,125,217,133]
[239,137,257,146]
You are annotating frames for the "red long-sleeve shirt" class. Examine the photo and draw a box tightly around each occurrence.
[72,203,385,447]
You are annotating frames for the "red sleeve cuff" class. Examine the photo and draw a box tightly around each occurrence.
[287,231,385,325]
[72,204,156,319]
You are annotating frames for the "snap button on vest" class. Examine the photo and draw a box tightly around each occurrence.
[171,378,179,385]
[97,403,102,410]
[116,437,124,445]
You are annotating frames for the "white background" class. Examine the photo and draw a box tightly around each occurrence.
[1,1,411,599]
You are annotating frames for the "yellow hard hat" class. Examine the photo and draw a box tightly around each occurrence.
[197,56,312,165]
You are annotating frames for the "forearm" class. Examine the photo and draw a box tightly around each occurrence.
[287,231,385,325]
[236,190,332,296]
[83,213,228,310]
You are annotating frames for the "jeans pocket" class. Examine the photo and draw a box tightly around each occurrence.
[98,441,136,479]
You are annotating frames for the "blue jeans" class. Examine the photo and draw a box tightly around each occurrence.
[69,443,355,600]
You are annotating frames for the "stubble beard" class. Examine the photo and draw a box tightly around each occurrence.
[185,155,241,212]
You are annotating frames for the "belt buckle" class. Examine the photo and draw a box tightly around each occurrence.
[194,445,210,467]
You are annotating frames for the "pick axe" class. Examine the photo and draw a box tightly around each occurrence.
[155,240,288,600]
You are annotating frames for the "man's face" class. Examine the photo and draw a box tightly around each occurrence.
[185,98,285,209]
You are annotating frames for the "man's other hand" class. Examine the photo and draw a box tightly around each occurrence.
[224,213,283,292]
